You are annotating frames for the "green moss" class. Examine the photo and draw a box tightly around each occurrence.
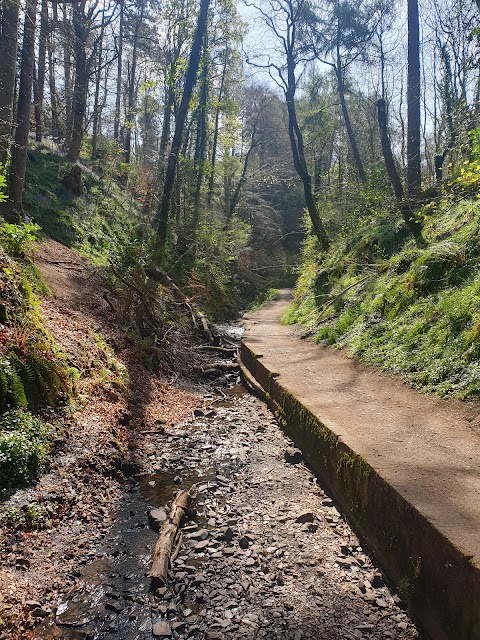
[23,143,142,266]
[336,451,371,480]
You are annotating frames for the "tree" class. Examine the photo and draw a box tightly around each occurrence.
[6,0,37,221]
[0,0,20,166]
[407,0,421,197]
[67,0,115,162]
[247,0,330,250]
[313,0,385,185]
[124,0,147,163]
[153,0,211,256]
[33,0,48,142]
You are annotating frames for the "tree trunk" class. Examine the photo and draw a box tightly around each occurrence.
[124,0,145,163]
[157,74,174,186]
[434,42,456,182]
[284,50,329,251]
[91,10,106,161]
[335,50,366,184]
[63,3,74,148]
[113,0,123,144]
[67,0,88,162]
[206,51,227,206]
[47,1,61,140]
[0,0,20,166]
[225,127,256,224]
[407,0,421,198]
[377,99,404,203]
[6,0,37,221]
[192,34,209,232]
[33,0,48,142]
[314,155,322,193]
[153,0,211,257]
[377,99,424,243]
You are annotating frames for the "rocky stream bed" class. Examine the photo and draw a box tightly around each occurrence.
[33,377,421,640]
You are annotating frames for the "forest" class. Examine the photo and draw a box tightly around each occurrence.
[0,0,480,637]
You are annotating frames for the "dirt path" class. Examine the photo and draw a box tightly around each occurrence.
[0,240,200,638]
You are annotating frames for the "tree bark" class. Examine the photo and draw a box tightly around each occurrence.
[335,49,366,184]
[206,50,227,206]
[63,3,74,148]
[225,127,256,224]
[150,488,196,588]
[377,98,424,243]
[47,1,61,140]
[6,0,37,221]
[33,0,48,142]
[156,72,174,187]
[0,0,20,166]
[284,47,329,251]
[124,0,145,163]
[192,34,209,232]
[67,0,88,162]
[377,99,404,203]
[91,9,106,161]
[153,0,211,257]
[434,42,456,182]
[407,0,421,198]
[113,0,123,144]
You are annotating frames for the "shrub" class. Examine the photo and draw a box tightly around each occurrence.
[0,409,52,491]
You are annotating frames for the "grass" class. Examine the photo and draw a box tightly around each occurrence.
[284,169,480,398]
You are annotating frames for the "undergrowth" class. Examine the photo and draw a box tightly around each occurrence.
[23,143,142,267]
[0,222,72,492]
[284,156,480,398]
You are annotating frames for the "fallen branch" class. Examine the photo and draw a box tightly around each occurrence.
[150,487,197,589]
[306,275,373,327]
[195,362,239,374]
[149,267,217,344]
[196,345,237,355]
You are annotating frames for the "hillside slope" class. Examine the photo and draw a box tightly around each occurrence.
[284,163,480,398]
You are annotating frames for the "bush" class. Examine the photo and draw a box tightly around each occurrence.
[0,409,52,491]
[0,222,41,258]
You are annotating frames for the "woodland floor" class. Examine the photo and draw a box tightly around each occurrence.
[0,241,421,639]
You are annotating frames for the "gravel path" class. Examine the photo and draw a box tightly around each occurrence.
[35,383,421,640]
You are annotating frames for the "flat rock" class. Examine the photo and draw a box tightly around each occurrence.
[149,509,168,530]
[153,621,172,637]
[188,528,209,541]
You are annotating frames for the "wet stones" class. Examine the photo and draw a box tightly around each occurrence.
[49,383,419,640]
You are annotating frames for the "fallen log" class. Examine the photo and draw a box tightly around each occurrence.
[150,487,196,589]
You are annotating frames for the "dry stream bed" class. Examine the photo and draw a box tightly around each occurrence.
[34,379,421,640]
